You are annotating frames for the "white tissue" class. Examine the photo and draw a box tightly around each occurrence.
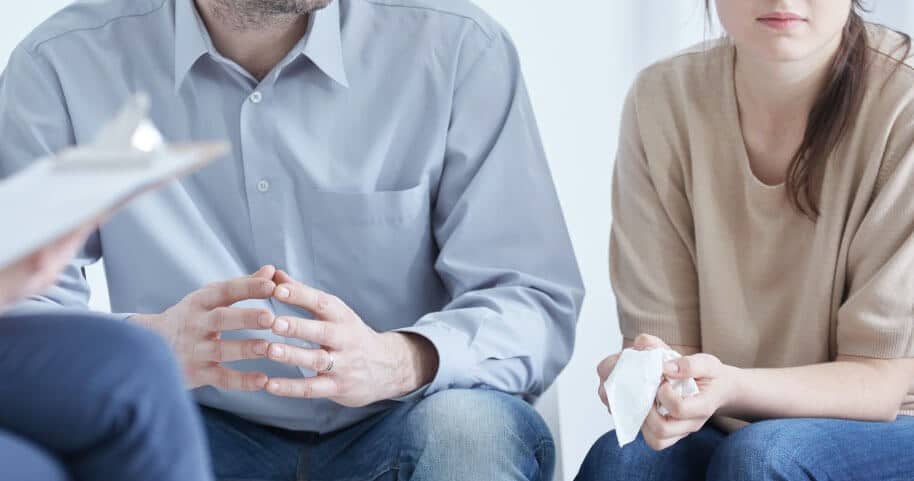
[604,348,700,447]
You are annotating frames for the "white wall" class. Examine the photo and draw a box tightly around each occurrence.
[2,2,913,480]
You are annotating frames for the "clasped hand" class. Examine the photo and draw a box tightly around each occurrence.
[135,266,438,407]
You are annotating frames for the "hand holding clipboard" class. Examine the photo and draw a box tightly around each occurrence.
[0,94,229,310]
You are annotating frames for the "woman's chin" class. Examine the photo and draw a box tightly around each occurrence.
[742,39,824,64]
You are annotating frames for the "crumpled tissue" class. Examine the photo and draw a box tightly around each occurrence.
[604,348,700,447]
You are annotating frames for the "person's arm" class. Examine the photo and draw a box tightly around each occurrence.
[596,79,703,407]
[609,79,701,349]
[393,26,585,398]
[715,357,914,422]
[0,225,95,312]
[720,127,914,422]
[250,26,584,405]
[648,123,914,450]
[0,45,98,314]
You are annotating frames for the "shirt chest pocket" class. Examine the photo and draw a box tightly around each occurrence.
[307,183,437,321]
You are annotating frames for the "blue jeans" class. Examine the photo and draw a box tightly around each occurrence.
[576,416,914,481]
[203,389,554,481]
[0,312,213,481]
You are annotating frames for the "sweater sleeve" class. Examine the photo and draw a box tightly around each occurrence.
[837,125,914,359]
[609,82,701,347]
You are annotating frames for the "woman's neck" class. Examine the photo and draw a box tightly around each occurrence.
[734,41,839,131]
[734,36,842,185]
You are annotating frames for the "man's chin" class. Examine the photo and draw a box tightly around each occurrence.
[298,0,333,14]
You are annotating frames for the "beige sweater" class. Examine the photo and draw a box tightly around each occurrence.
[610,25,914,420]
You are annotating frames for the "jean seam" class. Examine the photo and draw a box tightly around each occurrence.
[535,439,555,481]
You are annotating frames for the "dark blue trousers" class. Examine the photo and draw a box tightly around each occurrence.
[0,311,212,481]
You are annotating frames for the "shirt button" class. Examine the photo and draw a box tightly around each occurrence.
[257,179,270,192]
[250,91,263,104]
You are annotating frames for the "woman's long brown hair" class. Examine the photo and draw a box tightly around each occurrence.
[707,0,912,219]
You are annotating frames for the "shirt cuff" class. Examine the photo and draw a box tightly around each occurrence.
[395,321,474,397]
[390,384,430,403]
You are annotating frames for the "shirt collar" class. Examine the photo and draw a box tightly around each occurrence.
[299,1,349,88]
[174,0,212,90]
[174,0,349,90]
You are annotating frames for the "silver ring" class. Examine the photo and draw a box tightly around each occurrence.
[321,353,335,374]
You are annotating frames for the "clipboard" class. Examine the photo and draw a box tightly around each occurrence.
[0,94,229,269]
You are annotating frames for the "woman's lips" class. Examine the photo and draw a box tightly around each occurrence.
[757,12,806,31]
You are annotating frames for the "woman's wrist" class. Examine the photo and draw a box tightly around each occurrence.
[719,364,748,414]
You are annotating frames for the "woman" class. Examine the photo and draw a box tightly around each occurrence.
[0,232,213,479]
[578,1,914,480]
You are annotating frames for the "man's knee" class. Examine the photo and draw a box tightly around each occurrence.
[403,390,554,477]
[707,420,810,481]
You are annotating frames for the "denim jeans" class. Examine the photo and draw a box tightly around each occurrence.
[576,416,914,481]
[0,312,213,481]
[202,389,555,481]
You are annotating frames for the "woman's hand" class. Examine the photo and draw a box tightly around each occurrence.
[641,353,740,451]
[0,224,96,311]
[597,334,672,409]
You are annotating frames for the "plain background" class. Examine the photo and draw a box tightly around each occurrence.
[2,1,913,479]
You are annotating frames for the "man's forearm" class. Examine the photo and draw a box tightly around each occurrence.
[722,357,914,422]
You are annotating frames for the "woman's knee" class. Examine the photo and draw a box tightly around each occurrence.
[707,420,811,481]
[575,431,627,481]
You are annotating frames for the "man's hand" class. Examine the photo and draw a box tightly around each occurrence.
[133,265,279,391]
[263,270,439,407]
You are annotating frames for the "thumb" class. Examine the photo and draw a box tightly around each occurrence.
[664,353,719,380]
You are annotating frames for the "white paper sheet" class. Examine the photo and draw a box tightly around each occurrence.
[0,95,228,269]
[604,348,700,447]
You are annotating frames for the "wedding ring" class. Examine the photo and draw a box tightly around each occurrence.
[322,353,335,374]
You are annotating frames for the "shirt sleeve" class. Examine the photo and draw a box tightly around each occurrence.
[396,27,585,398]
[0,46,99,314]
[609,82,701,347]
[837,121,914,359]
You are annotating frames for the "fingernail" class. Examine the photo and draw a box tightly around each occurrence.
[276,286,290,299]
[275,318,289,333]
[664,361,679,374]
[269,345,284,358]
[268,381,280,391]
[258,312,273,328]
[253,342,267,355]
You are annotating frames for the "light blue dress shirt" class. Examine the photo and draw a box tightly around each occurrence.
[0,0,584,432]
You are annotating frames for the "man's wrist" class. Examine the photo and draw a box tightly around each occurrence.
[383,332,439,398]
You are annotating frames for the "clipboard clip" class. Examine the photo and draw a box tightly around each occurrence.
[54,93,166,171]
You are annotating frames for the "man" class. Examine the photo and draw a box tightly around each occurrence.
[0,0,584,479]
